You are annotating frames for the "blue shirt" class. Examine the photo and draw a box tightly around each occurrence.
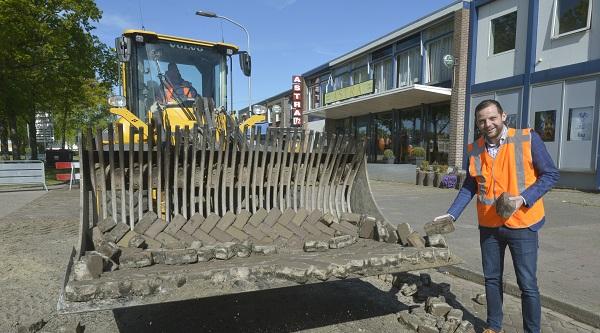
[447,129,560,231]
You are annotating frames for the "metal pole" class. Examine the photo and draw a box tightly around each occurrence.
[215,15,251,116]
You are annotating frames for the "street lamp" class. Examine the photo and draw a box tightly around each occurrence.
[196,10,252,116]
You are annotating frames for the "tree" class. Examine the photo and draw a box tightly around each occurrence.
[0,0,117,159]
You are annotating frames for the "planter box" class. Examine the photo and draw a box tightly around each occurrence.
[433,172,443,188]
[416,169,426,185]
[423,171,435,186]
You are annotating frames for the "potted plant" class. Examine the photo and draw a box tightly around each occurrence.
[421,160,435,186]
[416,160,429,185]
[383,149,395,164]
[433,164,448,188]
[409,146,426,166]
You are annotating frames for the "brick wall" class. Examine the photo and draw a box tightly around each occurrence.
[448,8,470,169]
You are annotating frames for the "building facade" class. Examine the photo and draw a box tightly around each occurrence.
[298,1,471,167]
[468,0,600,189]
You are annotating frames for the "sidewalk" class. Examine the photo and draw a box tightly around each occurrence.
[370,179,600,328]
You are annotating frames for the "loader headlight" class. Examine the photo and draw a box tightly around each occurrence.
[108,95,127,107]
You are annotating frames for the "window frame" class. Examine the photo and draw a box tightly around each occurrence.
[551,0,593,39]
[424,33,453,84]
[488,10,518,57]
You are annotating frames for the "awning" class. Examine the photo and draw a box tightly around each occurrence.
[307,84,452,119]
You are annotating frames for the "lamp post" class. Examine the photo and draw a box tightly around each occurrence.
[196,10,252,116]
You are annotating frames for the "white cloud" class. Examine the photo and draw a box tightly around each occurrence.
[262,0,297,10]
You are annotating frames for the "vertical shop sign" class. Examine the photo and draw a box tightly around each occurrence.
[291,75,303,126]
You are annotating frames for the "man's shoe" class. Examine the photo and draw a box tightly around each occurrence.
[482,329,504,333]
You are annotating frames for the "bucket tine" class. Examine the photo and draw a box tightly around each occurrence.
[250,126,260,213]
[165,126,172,221]
[173,126,181,216]
[297,131,314,209]
[138,127,145,220]
[128,125,135,229]
[245,126,256,212]
[183,126,190,219]
[147,123,154,213]
[198,128,207,216]
[205,129,215,215]
[258,129,269,211]
[156,125,162,220]
[190,126,198,216]
[220,127,229,215]
[84,129,98,226]
[107,124,118,222]
[228,124,237,213]
[236,126,247,214]
[317,134,336,212]
[214,131,224,216]
[94,128,107,221]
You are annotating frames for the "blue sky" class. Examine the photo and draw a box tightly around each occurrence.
[94,0,456,110]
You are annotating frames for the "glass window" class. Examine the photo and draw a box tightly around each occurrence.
[397,47,421,87]
[555,0,591,35]
[426,35,453,83]
[398,108,423,163]
[373,58,393,93]
[374,113,394,163]
[351,66,369,85]
[491,11,517,55]
[308,78,321,110]
[333,72,351,90]
[534,110,557,142]
[423,19,454,41]
[567,106,594,141]
[426,104,450,164]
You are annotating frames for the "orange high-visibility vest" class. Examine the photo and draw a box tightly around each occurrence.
[165,85,193,102]
[467,128,545,228]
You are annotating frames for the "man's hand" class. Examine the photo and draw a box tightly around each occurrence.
[434,213,454,222]
[508,196,524,211]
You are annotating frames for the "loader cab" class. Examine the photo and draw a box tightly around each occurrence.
[116,30,239,130]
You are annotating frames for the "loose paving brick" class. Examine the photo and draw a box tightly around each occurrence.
[209,227,235,243]
[242,223,266,241]
[340,212,362,225]
[424,216,455,236]
[215,211,236,231]
[213,242,236,260]
[119,249,153,268]
[263,208,282,227]
[96,242,120,260]
[192,228,217,245]
[128,234,146,248]
[358,216,376,239]
[174,230,196,246]
[181,214,204,234]
[232,210,251,229]
[252,244,277,255]
[314,221,335,236]
[396,222,413,245]
[155,232,185,249]
[104,223,130,243]
[280,220,308,239]
[140,235,162,249]
[407,231,426,248]
[116,230,138,248]
[133,211,158,234]
[303,240,329,252]
[199,214,220,233]
[144,219,168,239]
[163,249,198,265]
[225,226,248,241]
[163,215,187,236]
[329,222,357,237]
[272,223,294,239]
[278,208,295,225]
[97,217,117,233]
[248,208,268,227]
[304,209,323,225]
[328,235,356,249]
[290,208,309,226]
[384,223,399,244]
[319,212,336,226]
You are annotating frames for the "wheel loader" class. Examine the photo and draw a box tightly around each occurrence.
[58,30,460,313]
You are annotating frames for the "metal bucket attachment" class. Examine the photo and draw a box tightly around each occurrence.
[58,122,460,313]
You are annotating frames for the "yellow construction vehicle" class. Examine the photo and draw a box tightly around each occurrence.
[108,30,266,142]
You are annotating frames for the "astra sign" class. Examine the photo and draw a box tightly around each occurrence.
[291,75,303,126]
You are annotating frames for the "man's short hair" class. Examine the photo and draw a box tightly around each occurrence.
[475,99,504,115]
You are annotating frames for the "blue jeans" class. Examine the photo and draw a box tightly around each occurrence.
[480,226,541,333]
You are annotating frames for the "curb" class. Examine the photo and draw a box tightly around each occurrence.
[444,264,600,329]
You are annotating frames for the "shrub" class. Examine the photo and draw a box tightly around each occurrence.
[383,149,394,159]
[411,146,425,157]
[419,160,429,171]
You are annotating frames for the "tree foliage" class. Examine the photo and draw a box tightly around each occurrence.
[0,0,117,158]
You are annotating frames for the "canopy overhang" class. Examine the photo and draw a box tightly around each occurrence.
[307,84,452,119]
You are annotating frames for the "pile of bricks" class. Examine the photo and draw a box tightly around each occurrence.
[395,273,476,333]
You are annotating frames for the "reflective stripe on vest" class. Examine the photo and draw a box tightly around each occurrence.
[506,131,529,194]
[467,142,494,205]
